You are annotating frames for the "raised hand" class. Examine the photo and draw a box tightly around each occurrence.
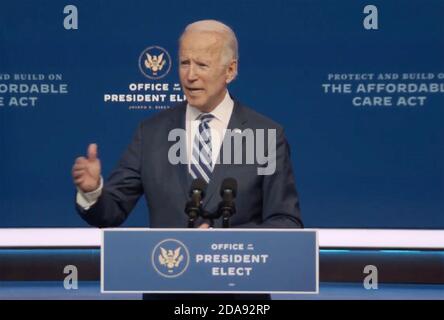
[72,143,101,193]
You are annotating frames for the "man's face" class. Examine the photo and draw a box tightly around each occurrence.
[179,31,237,112]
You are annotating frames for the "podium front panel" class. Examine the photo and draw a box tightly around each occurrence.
[102,229,318,294]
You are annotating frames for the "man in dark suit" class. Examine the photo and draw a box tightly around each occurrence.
[72,20,302,299]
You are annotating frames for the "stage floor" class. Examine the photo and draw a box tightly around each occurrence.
[0,281,443,300]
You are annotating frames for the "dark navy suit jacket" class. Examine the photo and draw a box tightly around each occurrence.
[77,99,302,229]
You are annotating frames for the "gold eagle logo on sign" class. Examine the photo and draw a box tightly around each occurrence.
[139,46,172,79]
[144,53,166,75]
[151,239,189,278]
[158,247,184,272]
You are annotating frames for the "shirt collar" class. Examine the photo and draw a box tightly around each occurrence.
[187,91,234,126]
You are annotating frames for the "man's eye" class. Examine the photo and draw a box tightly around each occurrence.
[180,61,190,66]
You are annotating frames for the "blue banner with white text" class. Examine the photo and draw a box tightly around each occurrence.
[0,0,443,228]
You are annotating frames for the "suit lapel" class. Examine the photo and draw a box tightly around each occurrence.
[166,103,190,199]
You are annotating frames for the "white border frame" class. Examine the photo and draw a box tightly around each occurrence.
[0,228,443,249]
[100,228,320,295]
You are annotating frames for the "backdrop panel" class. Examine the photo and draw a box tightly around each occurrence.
[0,0,443,228]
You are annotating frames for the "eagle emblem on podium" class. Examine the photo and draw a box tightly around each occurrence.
[151,239,190,278]
[158,247,184,272]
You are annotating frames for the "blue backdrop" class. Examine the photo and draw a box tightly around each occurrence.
[0,0,443,228]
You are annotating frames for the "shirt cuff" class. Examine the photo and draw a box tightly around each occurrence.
[76,176,103,210]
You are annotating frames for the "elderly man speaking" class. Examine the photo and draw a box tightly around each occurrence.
[72,20,302,299]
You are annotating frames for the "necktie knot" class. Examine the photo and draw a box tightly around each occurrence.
[198,113,214,124]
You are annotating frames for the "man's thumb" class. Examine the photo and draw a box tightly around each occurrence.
[87,143,98,161]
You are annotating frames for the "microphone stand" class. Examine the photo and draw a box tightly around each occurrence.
[185,200,200,228]
[184,178,208,228]
[219,201,235,228]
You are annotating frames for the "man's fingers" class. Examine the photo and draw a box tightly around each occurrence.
[74,177,84,185]
[75,157,87,165]
[72,166,87,177]
[72,163,87,171]
[87,143,98,161]
[72,145,99,188]
[72,170,85,179]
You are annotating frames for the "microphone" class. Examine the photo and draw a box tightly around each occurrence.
[184,178,207,228]
[218,178,237,228]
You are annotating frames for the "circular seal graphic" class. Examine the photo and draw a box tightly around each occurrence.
[151,239,190,278]
[139,46,172,80]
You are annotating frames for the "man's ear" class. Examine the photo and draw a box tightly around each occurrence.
[225,59,238,84]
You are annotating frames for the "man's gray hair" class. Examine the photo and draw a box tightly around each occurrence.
[180,20,239,66]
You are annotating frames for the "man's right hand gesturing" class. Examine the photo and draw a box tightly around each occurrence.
[72,143,101,193]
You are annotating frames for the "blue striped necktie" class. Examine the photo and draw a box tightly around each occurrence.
[190,113,215,183]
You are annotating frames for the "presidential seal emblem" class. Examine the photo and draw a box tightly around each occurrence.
[139,46,172,79]
[151,239,190,278]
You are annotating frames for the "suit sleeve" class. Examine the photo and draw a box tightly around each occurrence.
[235,127,303,228]
[76,123,144,227]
